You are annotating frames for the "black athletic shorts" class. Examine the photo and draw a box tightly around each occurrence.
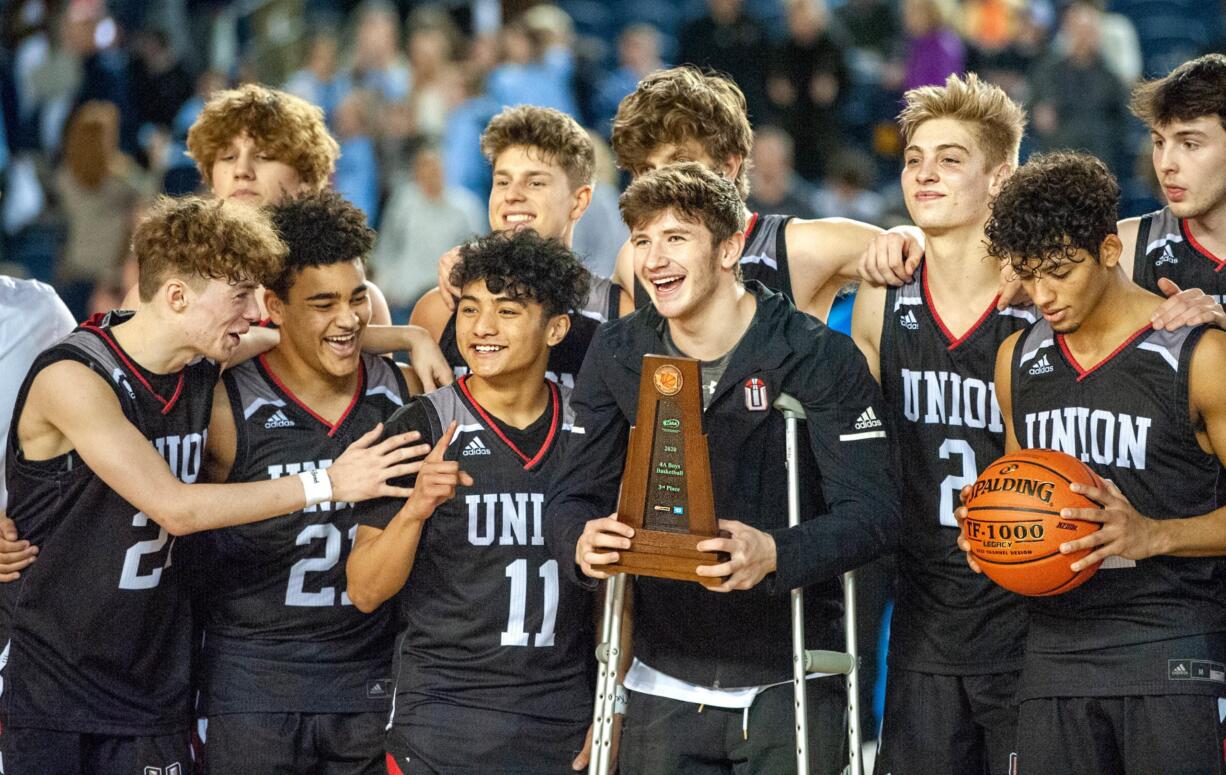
[0,726,192,775]
[875,668,1020,775]
[383,702,586,775]
[202,711,384,775]
[1017,694,1226,775]
[618,678,847,775]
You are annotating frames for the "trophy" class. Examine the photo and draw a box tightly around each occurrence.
[601,354,725,587]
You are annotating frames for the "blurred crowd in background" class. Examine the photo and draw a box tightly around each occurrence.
[1,0,1223,323]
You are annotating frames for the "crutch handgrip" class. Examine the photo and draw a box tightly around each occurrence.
[772,393,806,419]
[803,649,855,675]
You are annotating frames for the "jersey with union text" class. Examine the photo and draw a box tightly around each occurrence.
[1,310,217,735]
[633,212,793,308]
[1132,206,1226,304]
[354,377,593,732]
[879,264,1035,674]
[194,352,409,715]
[441,273,620,389]
[1011,319,1226,699]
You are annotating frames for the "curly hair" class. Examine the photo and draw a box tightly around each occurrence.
[134,196,286,301]
[186,84,339,190]
[898,72,1027,168]
[1131,53,1226,130]
[985,152,1120,274]
[480,105,594,189]
[450,230,590,319]
[619,162,746,248]
[266,191,375,299]
[611,66,753,199]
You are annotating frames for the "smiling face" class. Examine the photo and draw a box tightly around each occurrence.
[455,278,568,382]
[268,260,370,378]
[631,208,738,323]
[902,117,1006,234]
[211,132,309,206]
[180,276,262,361]
[489,145,590,241]
[1151,116,1226,221]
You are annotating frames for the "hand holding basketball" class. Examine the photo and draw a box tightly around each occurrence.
[953,485,982,575]
[960,449,1104,596]
[1058,477,1164,571]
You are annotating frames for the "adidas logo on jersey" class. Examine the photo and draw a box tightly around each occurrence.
[1028,355,1054,375]
[899,310,919,330]
[1155,244,1178,266]
[264,410,295,429]
[462,436,492,456]
[854,407,883,430]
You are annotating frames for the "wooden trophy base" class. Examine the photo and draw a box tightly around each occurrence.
[602,528,729,589]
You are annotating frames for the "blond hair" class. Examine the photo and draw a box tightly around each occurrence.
[898,72,1026,168]
[133,196,286,302]
[186,84,339,190]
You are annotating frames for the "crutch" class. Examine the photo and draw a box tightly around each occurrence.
[775,394,863,775]
[589,571,626,775]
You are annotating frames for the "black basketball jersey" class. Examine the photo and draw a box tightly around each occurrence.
[1133,207,1225,304]
[193,353,409,714]
[633,212,793,307]
[1011,320,1226,699]
[1,310,216,735]
[354,377,593,730]
[440,273,619,389]
[879,265,1035,674]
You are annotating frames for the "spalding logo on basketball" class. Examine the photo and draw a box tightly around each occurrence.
[962,448,1103,596]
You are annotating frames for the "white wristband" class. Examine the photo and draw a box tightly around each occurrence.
[299,469,333,507]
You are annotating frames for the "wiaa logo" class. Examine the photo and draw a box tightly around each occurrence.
[899,310,919,330]
[1028,355,1054,375]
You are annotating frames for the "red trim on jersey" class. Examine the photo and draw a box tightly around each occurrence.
[386,753,406,775]
[745,212,760,243]
[81,319,185,414]
[920,264,1002,350]
[457,375,560,469]
[1181,219,1226,272]
[258,354,366,437]
[1057,323,1152,381]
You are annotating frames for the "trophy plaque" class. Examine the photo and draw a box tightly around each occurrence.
[601,354,726,588]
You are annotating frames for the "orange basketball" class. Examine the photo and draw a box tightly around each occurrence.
[961,449,1103,596]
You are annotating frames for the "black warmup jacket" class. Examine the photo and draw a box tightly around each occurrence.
[544,282,901,687]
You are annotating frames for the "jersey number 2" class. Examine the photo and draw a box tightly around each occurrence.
[502,559,558,647]
[938,439,977,528]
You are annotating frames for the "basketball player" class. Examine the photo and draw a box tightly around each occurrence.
[851,73,1031,775]
[607,66,922,322]
[193,191,423,774]
[184,82,452,388]
[863,55,1226,329]
[0,197,421,775]
[1124,53,1226,317]
[546,164,901,775]
[414,105,633,388]
[969,151,1226,775]
[347,230,596,774]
